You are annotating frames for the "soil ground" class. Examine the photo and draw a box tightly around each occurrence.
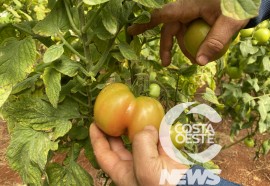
[0,119,270,186]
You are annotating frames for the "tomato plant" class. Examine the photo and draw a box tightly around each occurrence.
[0,0,268,185]
[94,83,164,141]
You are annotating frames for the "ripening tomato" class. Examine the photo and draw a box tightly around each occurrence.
[127,96,165,140]
[94,83,135,137]
[184,19,230,60]
[94,83,165,141]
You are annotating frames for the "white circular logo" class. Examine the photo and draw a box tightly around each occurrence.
[159,102,222,165]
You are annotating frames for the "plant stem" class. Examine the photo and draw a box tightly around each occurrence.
[82,3,106,34]
[64,0,81,36]
[67,95,89,108]
[78,2,92,69]
[175,74,180,105]
[92,37,116,75]
[58,34,87,62]
[222,132,256,150]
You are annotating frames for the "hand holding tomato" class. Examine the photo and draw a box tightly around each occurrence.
[89,123,188,186]
[94,83,164,141]
[128,0,249,66]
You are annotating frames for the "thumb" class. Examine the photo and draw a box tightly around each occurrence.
[132,126,159,165]
[196,16,247,65]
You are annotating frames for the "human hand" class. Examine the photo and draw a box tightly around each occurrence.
[89,123,188,186]
[128,0,249,66]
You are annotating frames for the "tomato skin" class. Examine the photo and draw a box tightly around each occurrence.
[226,66,242,79]
[253,28,270,44]
[94,83,135,137]
[184,19,230,60]
[149,72,157,81]
[149,83,161,98]
[170,123,186,149]
[244,138,255,148]
[240,28,254,38]
[127,96,164,141]
[94,83,164,141]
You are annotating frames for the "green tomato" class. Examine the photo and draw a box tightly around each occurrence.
[253,28,270,44]
[244,138,255,148]
[184,19,230,60]
[149,83,161,98]
[257,20,269,28]
[240,28,254,38]
[170,123,186,150]
[149,72,157,81]
[226,66,242,79]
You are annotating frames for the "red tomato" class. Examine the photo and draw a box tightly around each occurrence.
[94,83,165,141]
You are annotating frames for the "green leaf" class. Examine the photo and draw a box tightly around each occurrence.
[43,67,61,108]
[221,0,261,20]
[261,56,270,72]
[0,37,36,87]
[83,0,109,5]
[53,58,81,77]
[0,24,17,44]
[44,44,64,63]
[1,97,80,129]
[258,99,267,121]
[32,120,72,140]
[247,77,260,92]
[33,1,70,36]
[0,85,12,108]
[133,0,163,8]
[202,87,224,106]
[134,11,151,24]
[46,162,94,186]
[102,10,118,35]
[12,74,40,95]
[262,140,270,155]
[119,42,138,60]
[7,125,59,185]
[239,40,259,57]
[84,139,100,169]
[242,93,254,103]
[1,97,79,185]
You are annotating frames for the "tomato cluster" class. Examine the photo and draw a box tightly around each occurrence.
[94,83,165,141]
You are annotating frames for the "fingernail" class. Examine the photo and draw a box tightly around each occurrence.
[197,55,209,65]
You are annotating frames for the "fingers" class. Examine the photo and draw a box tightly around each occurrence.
[196,15,248,65]
[128,0,200,35]
[132,125,159,166]
[175,26,197,64]
[89,124,124,176]
[160,23,182,66]
[108,137,133,161]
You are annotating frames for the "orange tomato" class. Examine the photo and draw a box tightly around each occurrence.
[94,83,164,141]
